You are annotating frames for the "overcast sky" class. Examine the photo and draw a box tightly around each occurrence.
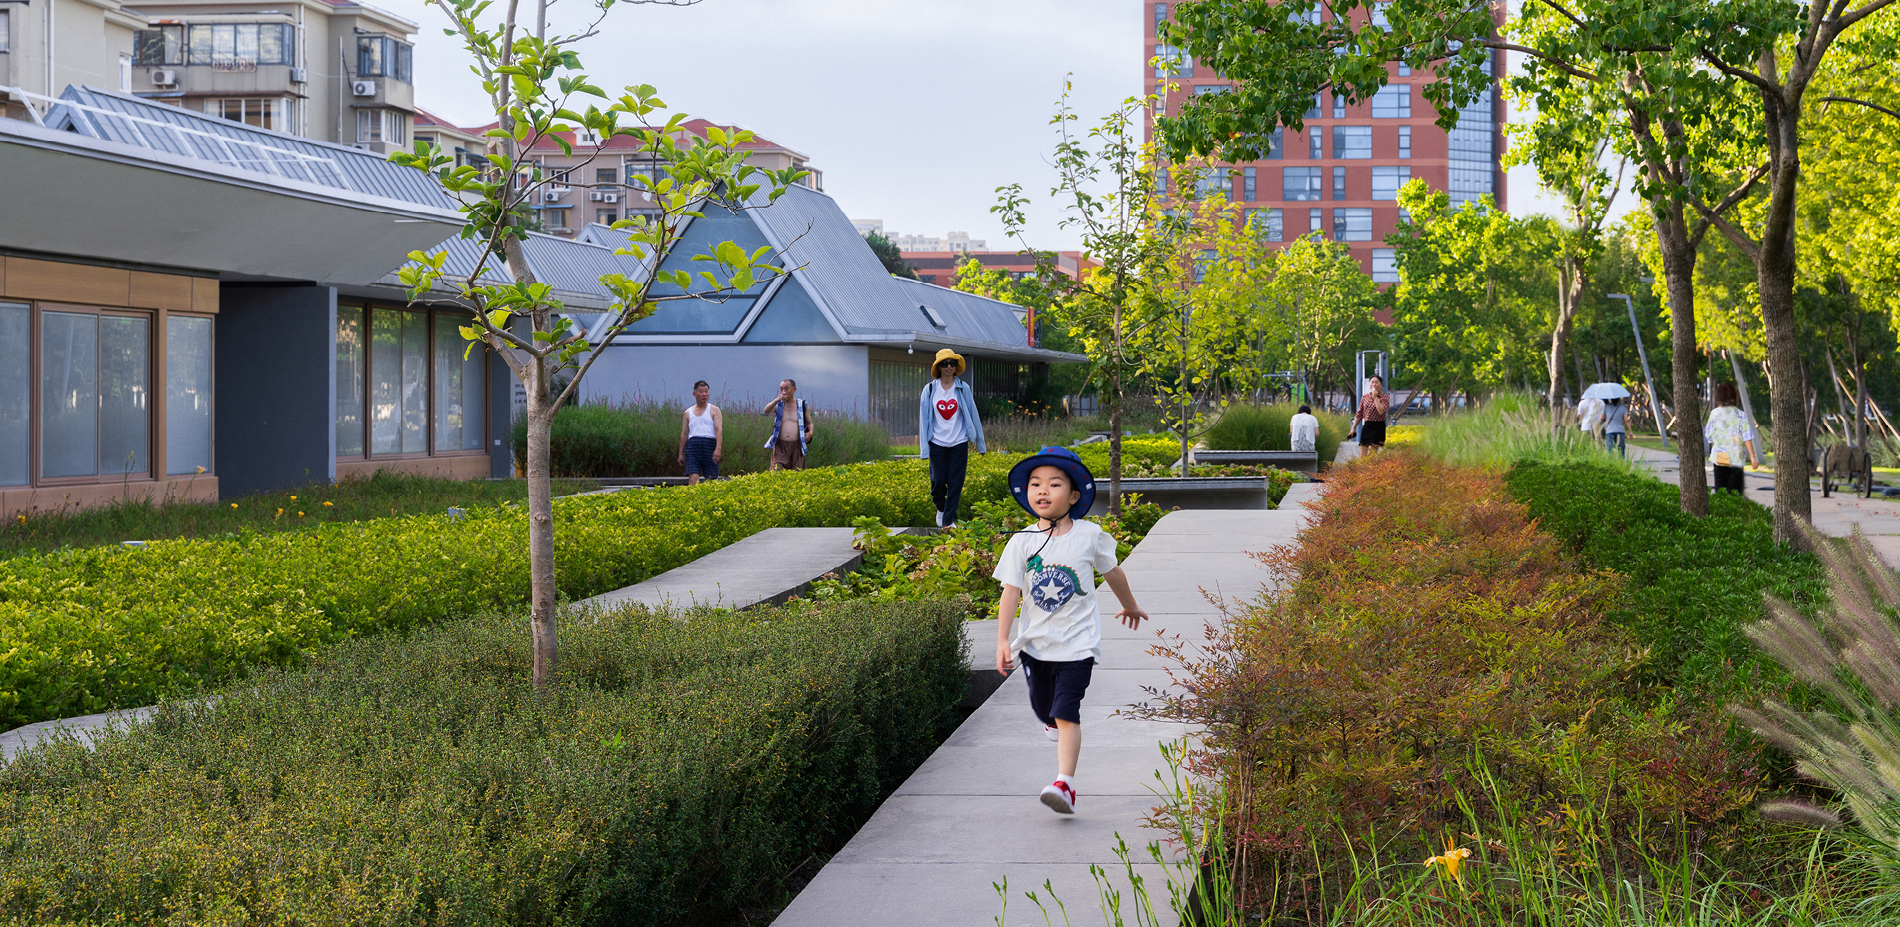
[384,0,1610,250]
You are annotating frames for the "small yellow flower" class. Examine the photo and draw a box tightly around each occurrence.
[323,501,333,507]
[297,511,305,518]
[1423,837,1473,892]
[231,503,239,509]
[289,495,298,501]
[195,466,206,474]
[275,508,284,517]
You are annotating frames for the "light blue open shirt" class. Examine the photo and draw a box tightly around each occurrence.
[917,378,986,459]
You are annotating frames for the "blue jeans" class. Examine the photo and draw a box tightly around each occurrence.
[1604,432,1626,458]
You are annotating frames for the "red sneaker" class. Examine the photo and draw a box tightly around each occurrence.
[1040,780,1076,814]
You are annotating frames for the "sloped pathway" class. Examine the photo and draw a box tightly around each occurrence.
[772,485,1321,927]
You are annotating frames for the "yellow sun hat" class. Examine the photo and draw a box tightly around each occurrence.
[931,348,966,376]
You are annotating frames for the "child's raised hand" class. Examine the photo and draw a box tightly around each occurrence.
[996,641,1016,677]
[1117,605,1149,630]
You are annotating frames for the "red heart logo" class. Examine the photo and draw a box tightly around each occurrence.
[936,399,957,420]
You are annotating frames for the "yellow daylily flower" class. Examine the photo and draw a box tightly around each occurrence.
[1423,837,1473,892]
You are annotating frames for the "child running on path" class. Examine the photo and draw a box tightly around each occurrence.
[992,446,1149,814]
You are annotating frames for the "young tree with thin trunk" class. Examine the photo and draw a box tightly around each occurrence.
[995,82,1177,514]
[391,0,805,690]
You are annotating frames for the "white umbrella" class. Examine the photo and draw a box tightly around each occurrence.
[1582,382,1631,400]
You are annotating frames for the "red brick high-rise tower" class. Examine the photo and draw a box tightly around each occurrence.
[1145,1,1507,282]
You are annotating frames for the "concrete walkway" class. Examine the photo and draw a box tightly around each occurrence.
[773,485,1321,927]
[1626,444,1900,566]
[572,526,865,613]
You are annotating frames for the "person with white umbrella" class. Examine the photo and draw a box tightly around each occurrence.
[1582,383,1631,458]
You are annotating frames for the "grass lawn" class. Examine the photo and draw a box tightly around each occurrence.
[0,471,598,559]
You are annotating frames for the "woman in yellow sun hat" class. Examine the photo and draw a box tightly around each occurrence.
[918,348,987,527]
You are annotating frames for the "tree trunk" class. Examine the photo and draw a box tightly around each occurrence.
[1654,202,1709,518]
[1108,365,1123,516]
[526,357,558,691]
[1756,89,1810,546]
[1547,255,1585,432]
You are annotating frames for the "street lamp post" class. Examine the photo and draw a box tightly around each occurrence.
[1608,293,1669,447]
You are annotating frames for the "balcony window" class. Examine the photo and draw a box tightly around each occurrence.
[1373,166,1411,200]
[187,23,294,67]
[135,25,183,65]
[1283,167,1322,201]
[356,109,407,145]
[1372,85,1411,118]
[1333,207,1372,241]
[357,36,413,83]
[1332,125,1372,158]
[207,98,287,131]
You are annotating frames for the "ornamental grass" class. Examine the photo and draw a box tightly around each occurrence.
[1133,451,1771,920]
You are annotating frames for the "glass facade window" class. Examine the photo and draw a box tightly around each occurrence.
[370,309,429,455]
[1309,208,1323,235]
[1333,93,1345,118]
[1333,207,1373,241]
[356,109,407,145]
[187,23,294,66]
[1332,126,1372,158]
[1250,207,1284,242]
[1333,166,1346,200]
[135,25,183,65]
[166,316,212,475]
[1398,61,1411,76]
[338,306,488,458]
[336,307,366,456]
[0,304,26,486]
[1194,167,1229,199]
[1372,248,1398,283]
[597,210,617,225]
[1155,2,1167,26]
[1399,125,1412,158]
[595,168,617,185]
[41,311,150,479]
[435,320,486,452]
[1371,2,1391,26]
[1372,84,1411,118]
[357,36,413,83]
[1308,130,1322,159]
[1448,54,1496,204]
[0,11,9,53]
[1305,92,1322,120]
[1243,166,1256,200]
[1266,126,1283,159]
[1373,165,1411,200]
[1283,167,1322,201]
[1154,45,1191,78]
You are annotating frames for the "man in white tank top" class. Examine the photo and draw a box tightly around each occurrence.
[677,380,723,484]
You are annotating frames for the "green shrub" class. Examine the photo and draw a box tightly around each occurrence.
[510,400,892,478]
[1070,435,1183,474]
[0,457,1018,728]
[1421,395,1644,472]
[1203,404,1346,464]
[1504,461,1825,702]
[0,597,967,925]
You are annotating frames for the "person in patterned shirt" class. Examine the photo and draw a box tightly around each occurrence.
[1351,375,1391,452]
[1704,382,1759,493]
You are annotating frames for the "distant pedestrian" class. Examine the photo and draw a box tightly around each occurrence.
[1705,382,1759,494]
[1577,395,1606,441]
[1289,404,1319,454]
[762,379,813,471]
[993,446,1148,815]
[1602,397,1627,458]
[1351,375,1390,452]
[677,380,722,485]
[919,349,987,527]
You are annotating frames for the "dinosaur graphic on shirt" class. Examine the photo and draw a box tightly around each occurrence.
[1024,553,1085,613]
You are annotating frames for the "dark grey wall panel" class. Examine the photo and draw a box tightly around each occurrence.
[214,285,336,498]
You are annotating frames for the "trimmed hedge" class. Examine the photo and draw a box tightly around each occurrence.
[1071,434,1187,474]
[0,598,967,925]
[1504,462,1825,702]
[510,401,892,478]
[1204,403,1349,464]
[0,458,1015,729]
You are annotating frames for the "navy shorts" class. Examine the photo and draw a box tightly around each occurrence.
[683,436,718,478]
[1020,652,1095,726]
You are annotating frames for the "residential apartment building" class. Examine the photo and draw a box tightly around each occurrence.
[1146,0,1506,281]
[415,117,825,236]
[1,0,419,152]
[852,220,986,253]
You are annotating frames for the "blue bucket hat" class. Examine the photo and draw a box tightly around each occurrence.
[1008,446,1097,519]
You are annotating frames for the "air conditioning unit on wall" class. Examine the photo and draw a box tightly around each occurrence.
[602,193,618,204]
[351,80,376,97]
[542,190,562,203]
[589,191,603,202]
[150,69,178,86]
[289,67,308,84]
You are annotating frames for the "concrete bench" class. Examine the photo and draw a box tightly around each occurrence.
[1191,449,1320,474]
